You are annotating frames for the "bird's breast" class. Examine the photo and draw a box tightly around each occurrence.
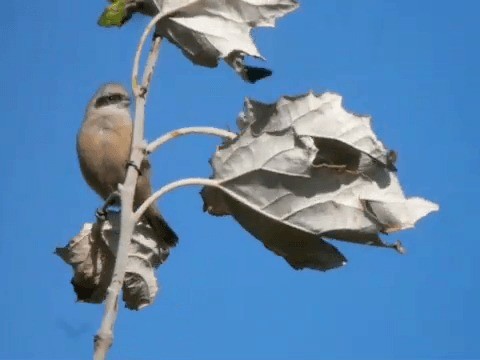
[77,123,132,198]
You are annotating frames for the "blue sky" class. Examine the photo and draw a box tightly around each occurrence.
[1,1,478,359]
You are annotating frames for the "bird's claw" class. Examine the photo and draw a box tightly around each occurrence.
[96,208,108,221]
[126,160,142,175]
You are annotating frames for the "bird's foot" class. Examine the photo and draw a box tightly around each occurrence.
[126,160,142,175]
[95,208,108,222]
[97,191,121,221]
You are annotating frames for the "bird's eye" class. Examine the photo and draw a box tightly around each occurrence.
[108,95,116,101]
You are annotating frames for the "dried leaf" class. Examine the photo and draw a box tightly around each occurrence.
[202,92,439,271]
[100,0,299,82]
[55,212,170,309]
[98,0,129,27]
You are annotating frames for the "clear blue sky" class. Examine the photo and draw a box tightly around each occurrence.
[1,1,478,359]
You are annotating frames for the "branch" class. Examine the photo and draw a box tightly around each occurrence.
[132,12,164,95]
[134,178,220,222]
[146,127,237,154]
[93,36,162,360]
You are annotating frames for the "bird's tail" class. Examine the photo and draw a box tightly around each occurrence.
[143,207,178,247]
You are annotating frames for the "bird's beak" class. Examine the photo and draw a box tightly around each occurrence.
[122,98,131,107]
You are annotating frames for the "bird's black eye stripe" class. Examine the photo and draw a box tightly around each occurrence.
[108,94,122,101]
[95,93,125,108]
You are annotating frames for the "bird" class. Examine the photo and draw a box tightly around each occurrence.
[76,83,178,246]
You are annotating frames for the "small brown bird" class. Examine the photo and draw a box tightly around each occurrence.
[76,83,178,246]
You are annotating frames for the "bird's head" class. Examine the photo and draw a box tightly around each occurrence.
[90,83,131,112]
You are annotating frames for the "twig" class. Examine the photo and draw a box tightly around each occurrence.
[93,35,162,360]
[133,178,220,222]
[131,4,181,94]
[132,12,164,95]
[146,127,237,154]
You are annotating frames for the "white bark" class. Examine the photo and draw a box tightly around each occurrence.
[93,35,163,360]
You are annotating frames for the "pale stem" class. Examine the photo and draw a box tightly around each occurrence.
[93,36,162,360]
[146,127,237,154]
[132,12,164,95]
[134,178,221,222]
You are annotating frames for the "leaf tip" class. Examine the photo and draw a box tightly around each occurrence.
[97,0,128,27]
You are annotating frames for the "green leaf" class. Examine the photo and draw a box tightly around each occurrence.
[97,0,128,27]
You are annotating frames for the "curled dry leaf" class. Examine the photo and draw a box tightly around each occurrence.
[98,0,128,27]
[100,0,298,82]
[55,212,170,310]
[202,92,439,271]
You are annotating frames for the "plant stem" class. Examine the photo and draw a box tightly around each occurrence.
[146,127,237,154]
[93,35,162,360]
[132,11,164,95]
[134,178,220,222]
